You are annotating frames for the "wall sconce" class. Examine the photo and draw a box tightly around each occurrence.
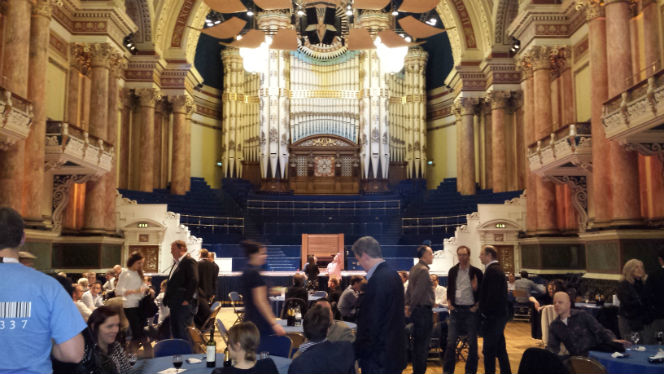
[427,160,434,166]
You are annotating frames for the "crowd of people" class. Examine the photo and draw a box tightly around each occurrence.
[1,204,663,374]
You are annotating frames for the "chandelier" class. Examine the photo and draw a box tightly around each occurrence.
[201,0,448,73]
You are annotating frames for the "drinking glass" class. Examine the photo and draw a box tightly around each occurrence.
[630,331,641,345]
[173,355,183,374]
[260,351,269,360]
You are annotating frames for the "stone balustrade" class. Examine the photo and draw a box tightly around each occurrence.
[528,122,592,176]
[0,86,33,150]
[45,120,114,176]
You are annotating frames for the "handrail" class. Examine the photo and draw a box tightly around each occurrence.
[401,214,468,233]
[246,199,401,212]
[46,120,114,151]
[179,214,245,234]
[527,121,591,152]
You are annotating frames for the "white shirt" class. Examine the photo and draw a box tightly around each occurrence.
[455,266,474,306]
[81,290,103,310]
[434,285,447,306]
[75,300,92,321]
[155,292,170,324]
[116,269,146,308]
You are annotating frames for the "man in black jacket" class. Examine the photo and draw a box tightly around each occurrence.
[443,245,483,374]
[646,247,664,341]
[165,240,199,340]
[195,249,219,327]
[479,245,511,374]
[353,236,406,374]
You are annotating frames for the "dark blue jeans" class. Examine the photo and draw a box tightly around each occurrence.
[411,306,434,374]
[443,307,479,374]
[482,314,511,374]
[169,303,194,341]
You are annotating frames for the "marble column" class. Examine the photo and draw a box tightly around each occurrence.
[455,97,477,195]
[642,0,661,77]
[513,93,526,190]
[118,88,132,189]
[104,54,124,232]
[136,88,161,192]
[488,91,510,193]
[605,0,641,224]
[22,0,51,225]
[0,0,32,211]
[66,44,89,127]
[519,59,537,232]
[169,94,194,195]
[483,103,493,190]
[531,46,557,233]
[83,43,112,233]
[153,100,166,189]
[185,109,193,192]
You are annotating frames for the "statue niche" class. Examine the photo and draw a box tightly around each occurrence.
[288,134,360,194]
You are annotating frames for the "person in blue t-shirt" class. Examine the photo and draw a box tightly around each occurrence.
[0,207,86,374]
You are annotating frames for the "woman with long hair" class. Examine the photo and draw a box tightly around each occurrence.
[54,306,131,374]
[116,251,152,352]
[617,259,654,343]
[212,322,278,374]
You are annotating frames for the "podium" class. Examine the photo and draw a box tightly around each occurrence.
[301,233,344,270]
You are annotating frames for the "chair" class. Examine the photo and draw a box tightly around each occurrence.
[286,332,305,358]
[258,334,293,358]
[153,338,193,357]
[187,326,206,354]
[517,348,570,374]
[216,318,229,345]
[210,301,220,311]
[512,289,532,322]
[565,356,607,374]
[228,291,245,325]
[280,298,307,319]
[200,304,223,334]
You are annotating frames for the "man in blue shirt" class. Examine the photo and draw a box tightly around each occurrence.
[0,207,86,374]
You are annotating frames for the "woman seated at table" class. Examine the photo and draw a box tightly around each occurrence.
[213,322,279,374]
[286,273,308,302]
[530,279,565,339]
[53,306,132,374]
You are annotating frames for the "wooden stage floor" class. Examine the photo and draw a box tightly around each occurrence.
[216,308,540,373]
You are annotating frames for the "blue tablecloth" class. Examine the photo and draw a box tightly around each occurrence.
[141,353,291,374]
[589,345,664,374]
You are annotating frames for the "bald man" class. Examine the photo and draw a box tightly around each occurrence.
[547,291,630,356]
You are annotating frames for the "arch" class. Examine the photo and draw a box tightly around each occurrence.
[122,218,166,230]
[125,0,154,44]
[492,0,519,48]
[435,0,492,64]
[154,0,209,63]
[477,218,522,231]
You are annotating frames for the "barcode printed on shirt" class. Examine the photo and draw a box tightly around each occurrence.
[0,302,31,318]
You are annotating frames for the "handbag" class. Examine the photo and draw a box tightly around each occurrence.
[139,292,158,319]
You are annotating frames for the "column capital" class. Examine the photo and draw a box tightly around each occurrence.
[550,47,570,77]
[453,97,479,116]
[485,91,511,110]
[70,43,91,75]
[169,94,195,114]
[89,43,114,69]
[32,0,55,18]
[109,52,127,78]
[516,54,533,80]
[121,88,133,108]
[136,88,162,108]
[575,0,606,20]
[530,46,553,71]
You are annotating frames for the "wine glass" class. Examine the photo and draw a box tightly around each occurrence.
[128,353,137,367]
[172,355,183,374]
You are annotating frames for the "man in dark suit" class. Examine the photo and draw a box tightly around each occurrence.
[164,240,199,340]
[353,236,406,374]
[646,246,664,340]
[195,249,219,327]
[479,245,511,374]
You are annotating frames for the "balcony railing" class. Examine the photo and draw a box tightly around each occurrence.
[603,67,664,155]
[45,121,114,175]
[246,199,401,215]
[179,214,245,235]
[527,122,592,176]
[0,87,33,150]
[401,214,467,235]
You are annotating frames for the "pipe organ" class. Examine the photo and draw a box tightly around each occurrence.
[220,44,428,192]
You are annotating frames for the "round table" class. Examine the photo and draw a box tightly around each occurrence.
[588,345,664,374]
[276,318,356,334]
[140,353,291,374]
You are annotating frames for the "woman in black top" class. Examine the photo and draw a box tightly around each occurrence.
[303,255,319,291]
[212,322,279,374]
[617,259,654,343]
[239,240,285,337]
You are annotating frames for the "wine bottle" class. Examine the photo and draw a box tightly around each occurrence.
[223,347,232,367]
[206,325,216,367]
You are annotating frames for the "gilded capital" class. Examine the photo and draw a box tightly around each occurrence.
[575,0,605,20]
[109,52,127,78]
[530,46,552,71]
[169,94,195,114]
[516,54,533,80]
[32,0,53,18]
[453,97,479,116]
[89,43,114,69]
[549,47,569,76]
[70,43,91,74]
[136,88,162,107]
[486,91,511,110]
